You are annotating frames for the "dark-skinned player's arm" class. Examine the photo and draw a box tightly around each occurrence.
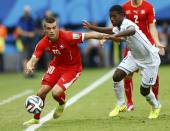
[103,26,135,42]
[82,20,113,34]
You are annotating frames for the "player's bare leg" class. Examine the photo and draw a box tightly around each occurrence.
[124,73,134,111]
[109,69,127,117]
[140,85,161,119]
[52,84,66,119]
[23,85,52,125]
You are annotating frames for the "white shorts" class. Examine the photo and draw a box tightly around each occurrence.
[117,53,159,88]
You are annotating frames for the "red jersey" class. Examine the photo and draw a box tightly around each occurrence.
[33,30,84,71]
[122,1,156,45]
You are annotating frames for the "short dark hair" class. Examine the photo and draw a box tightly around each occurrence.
[44,16,56,23]
[109,5,125,15]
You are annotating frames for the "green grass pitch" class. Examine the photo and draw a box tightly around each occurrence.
[0,66,170,131]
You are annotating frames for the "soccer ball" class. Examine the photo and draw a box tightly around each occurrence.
[25,95,44,114]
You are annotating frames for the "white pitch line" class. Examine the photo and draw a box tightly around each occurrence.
[24,69,114,131]
[0,89,33,106]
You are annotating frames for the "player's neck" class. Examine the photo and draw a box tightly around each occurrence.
[131,0,143,7]
[118,18,125,29]
[50,38,57,42]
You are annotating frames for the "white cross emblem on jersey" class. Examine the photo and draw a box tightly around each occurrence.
[141,10,145,14]
[59,44,64,49]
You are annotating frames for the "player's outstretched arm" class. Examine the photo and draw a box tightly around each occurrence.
[103,34,125,42]
[83,32,105,41]
[103,26,135,42]
[82,20,113,34]
[114,26,136,38]
[25,56,39,74]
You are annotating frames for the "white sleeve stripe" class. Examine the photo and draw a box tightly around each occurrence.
[153,19,156,23]
[82,33,85,42]
[32,55,37,58]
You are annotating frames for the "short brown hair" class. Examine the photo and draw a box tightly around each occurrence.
[43,16,56,27]
[44,16,56,23]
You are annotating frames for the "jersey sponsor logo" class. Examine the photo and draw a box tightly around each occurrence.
[72,33,80,39]
[133,10,138,14]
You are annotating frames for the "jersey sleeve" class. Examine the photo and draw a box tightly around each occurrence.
[147,4,156,24]
[112,27,119,34]
[33,38,45,59]
[121,19,135,32]
[66,31,84,44]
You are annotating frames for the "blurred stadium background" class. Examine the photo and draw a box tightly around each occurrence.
[0,0,170,131]
[0,0,170,72]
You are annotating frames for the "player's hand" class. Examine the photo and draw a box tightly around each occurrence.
[103,34,122,43]
[82,20,94,30]
[24,61,35,74]
[99,39,106,48]
[156,43,166,56]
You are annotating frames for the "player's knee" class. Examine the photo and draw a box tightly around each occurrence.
[140,86,150,96]
[113,69,126,82]
[52,90,59,98]
[52,85,64,98]
[112,74,121,82]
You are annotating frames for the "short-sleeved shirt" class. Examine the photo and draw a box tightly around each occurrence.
[33,29,84,71]
[18,16,35,32]
[122,1,155,45]
[112,18,159,66]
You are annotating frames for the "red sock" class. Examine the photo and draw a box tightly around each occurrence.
[34,97,45,120]
[54,92,66,105]
[124,78,133,104]
[152,75,159,100]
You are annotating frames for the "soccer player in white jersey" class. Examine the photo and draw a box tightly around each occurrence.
[83,5,161,119]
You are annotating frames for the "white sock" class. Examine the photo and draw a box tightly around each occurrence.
[113,81,125,106]
[145,90,159,108]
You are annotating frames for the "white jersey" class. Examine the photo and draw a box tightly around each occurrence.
[112,18,160,66]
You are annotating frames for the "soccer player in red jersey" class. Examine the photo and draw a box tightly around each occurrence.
[122,0,165,111]
[23,16,104,125]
